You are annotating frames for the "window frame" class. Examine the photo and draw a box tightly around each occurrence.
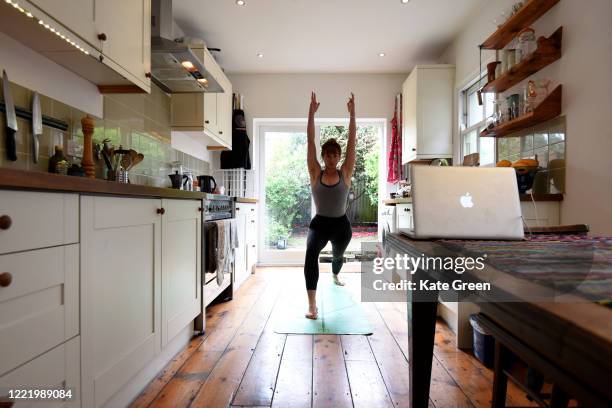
[459,77,496,165]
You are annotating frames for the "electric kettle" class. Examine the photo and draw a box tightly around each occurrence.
[197,175,217,193]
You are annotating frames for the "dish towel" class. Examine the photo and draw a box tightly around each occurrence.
[229,218,239,249]
[387,94,403,183]
[215,220,228,285]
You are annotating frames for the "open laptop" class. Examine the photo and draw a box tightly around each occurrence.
[399,166,524,240]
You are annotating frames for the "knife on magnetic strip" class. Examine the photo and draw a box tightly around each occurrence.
[32,92,42,163]
[2,70,18,161]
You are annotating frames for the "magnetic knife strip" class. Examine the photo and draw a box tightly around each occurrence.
[0,101,69,131]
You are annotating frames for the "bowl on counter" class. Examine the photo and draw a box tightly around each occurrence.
[514,166,540,194]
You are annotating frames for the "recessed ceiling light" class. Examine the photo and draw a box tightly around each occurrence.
[401,0,410,3]
[379,52,386,57]
[236,0,246,5]
[257,53,264,58]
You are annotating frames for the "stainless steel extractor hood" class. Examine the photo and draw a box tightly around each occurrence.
[151,0,223,93]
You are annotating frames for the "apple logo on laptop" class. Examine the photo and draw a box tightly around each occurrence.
[460,193,474,208]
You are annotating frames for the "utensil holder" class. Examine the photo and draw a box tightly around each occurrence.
[116,169,129,184]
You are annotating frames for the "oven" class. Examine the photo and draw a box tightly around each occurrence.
[194,193,235,334]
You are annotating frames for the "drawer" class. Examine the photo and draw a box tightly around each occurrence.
[0,336,80,408]
[0,191,78,255]
[0,245,79,375]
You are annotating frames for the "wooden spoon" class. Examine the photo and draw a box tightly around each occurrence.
[128,153,144,170]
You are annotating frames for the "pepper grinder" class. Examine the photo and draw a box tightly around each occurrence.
[81,115,95,178]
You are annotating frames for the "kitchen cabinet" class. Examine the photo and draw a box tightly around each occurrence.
[402,65,454,163]
[0,190,78,255]
[161,199,202,347]
[80,196,162,408]
[0,245,79,376]
[171,45,233,148]
[234,202,257,290]
[0,336,81,407]
[15,0,151,92]
[396,203,413,230]
[29,0,98,46]
[94,0,151,92]
[80,195,202,407]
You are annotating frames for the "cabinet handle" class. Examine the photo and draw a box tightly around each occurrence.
[404,208,410,212]
[198,207,203,212]
[250,220,255,223]
[250,208,255,211]
[0,272,12,287]
[251,245,256,248]
[157,208,165,215]
[219,131,223,134]
[205,120,210,124]
[145,72,152,78]
[0,215,11,230]
[235,207,240,211]
[411,147,416,151]
[97,33,107,41]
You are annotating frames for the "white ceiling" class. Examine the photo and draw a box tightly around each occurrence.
[173,0,484,74]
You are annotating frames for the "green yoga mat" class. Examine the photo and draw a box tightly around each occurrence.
[273,275,373,335]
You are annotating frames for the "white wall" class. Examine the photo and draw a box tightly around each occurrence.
[225,73,406,197]
[439,0,612,235]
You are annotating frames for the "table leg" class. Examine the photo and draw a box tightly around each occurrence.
[407,287,438,408]
[492,340,509,408]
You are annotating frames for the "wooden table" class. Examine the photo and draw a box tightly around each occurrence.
[382,232,612,407]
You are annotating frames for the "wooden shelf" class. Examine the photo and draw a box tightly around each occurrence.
[480,85,562,138]
[481,0,560,50]
[482,27,562,94]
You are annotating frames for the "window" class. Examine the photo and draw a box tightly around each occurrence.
[459,79,495,166]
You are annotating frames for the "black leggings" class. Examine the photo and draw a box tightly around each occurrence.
[304,214,352,290]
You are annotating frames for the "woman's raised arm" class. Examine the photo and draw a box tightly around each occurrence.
[341,93,356,184]
[307,92,321,182]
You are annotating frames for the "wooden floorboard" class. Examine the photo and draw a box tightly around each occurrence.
[190,279,282,407]
[312,335,353,408]
[133,267,544,408]
[271,335,313,408]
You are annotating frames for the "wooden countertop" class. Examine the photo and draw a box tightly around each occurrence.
[235,197,258,203]
[382,197,412,205]
[383,193,563,205]
[0,168,204,200]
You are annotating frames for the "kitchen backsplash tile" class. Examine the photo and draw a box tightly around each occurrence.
[497,116,566,194]
[0,80,211,188]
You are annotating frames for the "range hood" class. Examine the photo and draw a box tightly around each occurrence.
[151,0,223,93]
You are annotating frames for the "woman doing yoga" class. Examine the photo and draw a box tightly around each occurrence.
[304,91,356,320]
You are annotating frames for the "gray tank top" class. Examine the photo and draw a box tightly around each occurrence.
[312,169,349,217]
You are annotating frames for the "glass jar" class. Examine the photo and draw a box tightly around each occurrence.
[517,27,536,62]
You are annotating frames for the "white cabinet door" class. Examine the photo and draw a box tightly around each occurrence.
[233,206,247,290]
[161,199,201,347]
[0,245,79,376]
[417,67,454,158]
[80,196,161,408]
[401,65,454,163]
[0,191,78,255]
[30,0,98,47]
[218,83,233,147]
[396,203,413,230]
[244,204,257,273]
[204,92,218,136]
[0,336,80,408]
[402,70,417,163]
[95,0,151,91]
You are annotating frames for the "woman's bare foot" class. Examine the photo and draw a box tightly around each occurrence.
[305,306,318,320]
[333,274,345,286]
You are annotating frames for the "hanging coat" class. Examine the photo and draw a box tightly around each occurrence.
[387,96,403,183]
[220,109,252,169]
